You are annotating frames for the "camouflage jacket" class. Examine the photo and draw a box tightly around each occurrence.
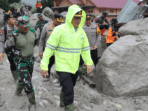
[35,19,48,32]
[4,28,38,57]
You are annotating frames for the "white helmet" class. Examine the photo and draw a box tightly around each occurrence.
[139,0,143,2]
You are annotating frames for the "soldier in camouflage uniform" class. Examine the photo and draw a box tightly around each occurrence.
[4,16,38,110]
[0,14,18,82]
[35,13,48,40]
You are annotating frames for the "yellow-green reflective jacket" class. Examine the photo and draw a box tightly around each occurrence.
[40,4,93,74]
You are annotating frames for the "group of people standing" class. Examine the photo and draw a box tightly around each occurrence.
[0,4,120,111]
[3,5,32,25]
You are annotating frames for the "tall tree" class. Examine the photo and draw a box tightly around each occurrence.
[41,0,54,9]
[0,0,10,11]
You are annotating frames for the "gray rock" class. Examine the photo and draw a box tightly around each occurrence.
[42,7,54,19]
[94,35,148,97]
[119,18,148,36]
[97,35,107,56]
[0,9,4,29]
[60,11,67,19]
[29,13,52,29]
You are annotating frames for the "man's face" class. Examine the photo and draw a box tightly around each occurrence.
[53,18,62,26]
[102,14,106,18]
[114,23,118,26]
[71,17,81,28]
[38,17,43,21]
[7,18,16,26]
[85,19,91,26]
[18,25,30,33]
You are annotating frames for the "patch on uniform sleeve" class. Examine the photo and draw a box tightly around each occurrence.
[96,26,101,35]
[13,29,20,36]
[29,28,35,34]
[0,30,4,35]
[48,32,52,35]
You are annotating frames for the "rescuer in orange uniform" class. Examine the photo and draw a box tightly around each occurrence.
[106,18,119,47]
[35,1,42,13]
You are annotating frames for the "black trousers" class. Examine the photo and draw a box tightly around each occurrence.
[91,49,98,66]
[7,56,17,71]
[48,56,55,77]
[106,43,113,47]
[57,71,79,107]
[79,49,98,66]
[37,8,41,13]
[99,24,109,30]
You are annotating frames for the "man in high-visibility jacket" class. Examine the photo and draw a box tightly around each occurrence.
[106,18,119,47]
[35,1,42,13]
[40,4,93,111]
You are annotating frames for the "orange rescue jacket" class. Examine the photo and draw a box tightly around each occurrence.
[106,26,115,43]
[36,3,42,9]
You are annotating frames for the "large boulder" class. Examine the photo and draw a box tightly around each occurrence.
[29,13,52,29]
[0,9,4,29]
[94,35,148,97]
[119,18,148,36]
[97,35,107,57]
[60,11,67,19]
[42,7,54,19]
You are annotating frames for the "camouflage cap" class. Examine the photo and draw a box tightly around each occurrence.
[17,16,30,27]
[38,13,42,17]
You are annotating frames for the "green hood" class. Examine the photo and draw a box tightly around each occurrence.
[65,4,86,28]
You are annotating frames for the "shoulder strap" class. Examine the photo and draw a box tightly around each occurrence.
[13,29,20,44]
[4,25,7,42]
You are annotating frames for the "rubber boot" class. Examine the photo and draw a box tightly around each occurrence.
[60,90,65,107]
[27,91,36,106]
[28,104,36,111]
[15,82,23,96]
[65,103,75,111]
[101,28,107,36]
[11,70,18,82]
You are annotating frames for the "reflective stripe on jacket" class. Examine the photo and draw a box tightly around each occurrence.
[40,5,93,74]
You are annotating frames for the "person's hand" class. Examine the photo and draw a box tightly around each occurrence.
[116,32,119,36]
[41,70,48,78]
[0,53,4,61]
[94,45,98,50]
[39,53,43,59]
[87,65,92,74]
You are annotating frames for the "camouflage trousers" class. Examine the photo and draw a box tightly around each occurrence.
[13,56,34,93]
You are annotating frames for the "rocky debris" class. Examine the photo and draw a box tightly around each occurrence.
[94,35,148,97]
[0,49,148,111]
[29,13,52,29]
[97,35,107,57]
[60,11,67,19]
[0,9,4,29]
[42,7,54,19]
[119,18,148,36]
